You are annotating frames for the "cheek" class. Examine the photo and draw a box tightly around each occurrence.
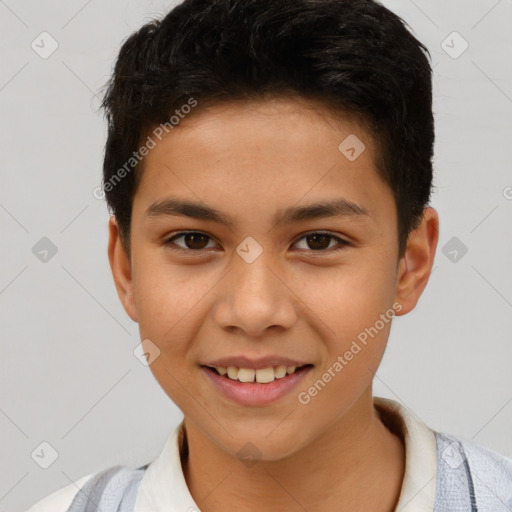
[304,256,397,335]
[130,252,232,389]
[131,244,193,317]
[130,250,198,351]
[131,259,206,408]
[302,251,398,395]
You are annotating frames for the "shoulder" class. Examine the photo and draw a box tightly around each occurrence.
[26,473,95,512]
[26,464,149,512]
[459,434,512,486]
[437,431,512,475]
[435,431,512,509]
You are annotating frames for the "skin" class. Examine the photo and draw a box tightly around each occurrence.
[108,96,439,512]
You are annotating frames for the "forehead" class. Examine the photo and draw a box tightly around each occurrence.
[132,97,395,229]
[152,96,376,155]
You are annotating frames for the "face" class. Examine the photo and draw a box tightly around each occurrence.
[109,97,437,460]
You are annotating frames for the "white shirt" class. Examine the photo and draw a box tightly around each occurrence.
[27,396,437,512]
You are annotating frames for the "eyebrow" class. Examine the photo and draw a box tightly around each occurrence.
[145,197,370,228]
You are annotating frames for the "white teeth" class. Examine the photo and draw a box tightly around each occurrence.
[227,366,239,379]
[274,365,287,378]
[238,368,255,383]
[255,367,275,383]
[213,364,302,383]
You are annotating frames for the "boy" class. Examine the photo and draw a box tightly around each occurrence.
[28,0,512,511]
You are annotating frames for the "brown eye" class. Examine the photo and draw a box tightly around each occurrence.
[164,231,349,254]
[165,232,217,251]
[293,232,349,252]
[183,233,210,249]
[305,234,331,250]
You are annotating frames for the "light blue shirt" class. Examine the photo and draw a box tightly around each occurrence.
[27,397,512,512]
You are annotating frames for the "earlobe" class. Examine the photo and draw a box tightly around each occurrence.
[394,207,439,315]
[107,216,138,323]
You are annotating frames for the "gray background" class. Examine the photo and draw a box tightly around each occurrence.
[1,0,511,510]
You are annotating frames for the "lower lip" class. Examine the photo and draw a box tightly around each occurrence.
[202,366,312,406]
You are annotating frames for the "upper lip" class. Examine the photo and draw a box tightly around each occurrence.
[202,356,311,370]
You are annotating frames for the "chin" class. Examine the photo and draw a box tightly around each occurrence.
[215,423,310,463]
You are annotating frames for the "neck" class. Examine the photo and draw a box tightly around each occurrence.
[181,389,405,512]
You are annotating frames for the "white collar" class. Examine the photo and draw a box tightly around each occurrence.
[134,396,437,512]
[374,397,437,512]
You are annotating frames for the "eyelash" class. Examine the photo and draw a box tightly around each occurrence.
[162,231,350,254]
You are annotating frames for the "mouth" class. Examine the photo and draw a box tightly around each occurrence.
[201,363,313,406]
[202,364,313,383]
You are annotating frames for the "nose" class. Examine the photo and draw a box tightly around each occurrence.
[213,250,297,337]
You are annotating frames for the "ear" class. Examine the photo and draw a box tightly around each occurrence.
[107,216,138,322]
[394,207,439,315]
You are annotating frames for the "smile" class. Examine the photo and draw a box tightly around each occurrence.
[208,364,304,383]
[201,364,313,406]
